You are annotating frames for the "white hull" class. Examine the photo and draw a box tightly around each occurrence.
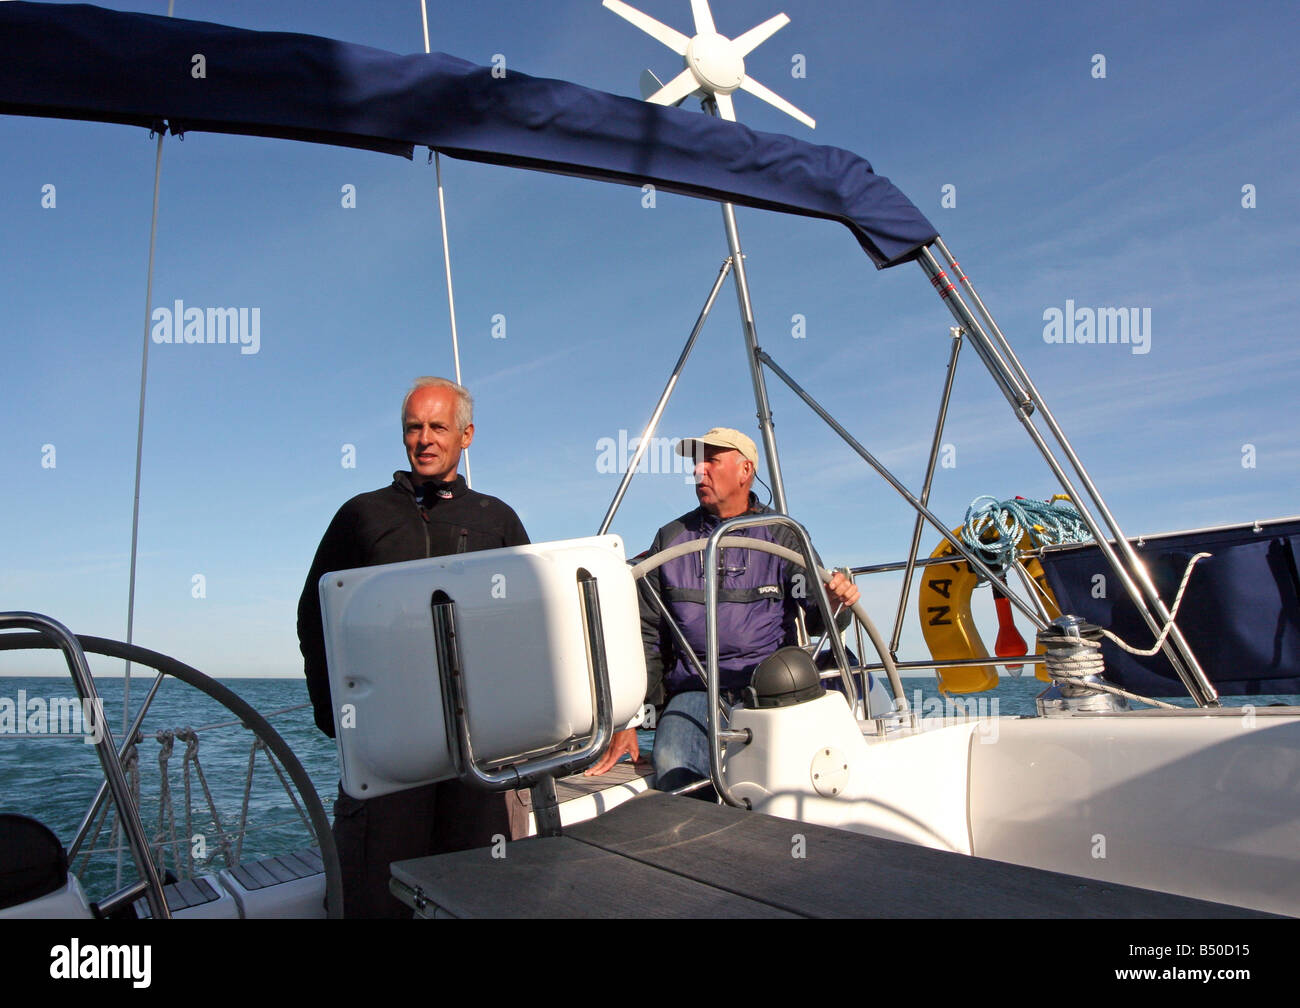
[726,697,1299,916]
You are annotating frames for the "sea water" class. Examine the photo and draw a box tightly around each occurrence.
[0,674,338,900]
[1,671,1294,903]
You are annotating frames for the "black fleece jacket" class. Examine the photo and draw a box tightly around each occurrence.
[297,471,528,737]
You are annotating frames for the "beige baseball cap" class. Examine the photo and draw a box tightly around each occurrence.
[676,427,758,465]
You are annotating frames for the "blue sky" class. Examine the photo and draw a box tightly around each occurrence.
[1,0,1296,679]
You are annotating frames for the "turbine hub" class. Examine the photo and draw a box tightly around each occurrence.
[686,33,744,94]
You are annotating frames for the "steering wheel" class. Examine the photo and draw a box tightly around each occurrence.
[0,632,344,919]
[628,535,905,711]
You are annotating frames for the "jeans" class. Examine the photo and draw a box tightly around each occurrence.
[652,691,717,798]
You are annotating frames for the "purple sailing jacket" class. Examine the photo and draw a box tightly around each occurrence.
[638,497,846,704]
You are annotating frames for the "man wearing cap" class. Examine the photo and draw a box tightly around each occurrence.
[587,427,859,792]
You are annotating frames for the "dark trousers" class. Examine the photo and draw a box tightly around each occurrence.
[332,779,529,918]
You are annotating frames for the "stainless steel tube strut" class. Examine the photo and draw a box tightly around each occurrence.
[890,326,965,656]
[919,242,1216,706]
[755,349,1047,628]
[599,258,733,535]
[719,199,790,516]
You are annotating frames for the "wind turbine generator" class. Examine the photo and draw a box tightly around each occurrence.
[603,0,815,127]
[600,0,816,523]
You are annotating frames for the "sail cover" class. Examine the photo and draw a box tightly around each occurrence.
[1040,519,1300,697]
[0,2,937,269]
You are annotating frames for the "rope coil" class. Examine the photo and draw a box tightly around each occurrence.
[960,495,1091,578]
[1040,636,1180,709]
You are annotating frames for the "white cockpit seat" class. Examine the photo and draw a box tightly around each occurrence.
[320,535,647,799]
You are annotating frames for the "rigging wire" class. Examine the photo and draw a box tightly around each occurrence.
[121,0,177,890]
[421,0,471,486]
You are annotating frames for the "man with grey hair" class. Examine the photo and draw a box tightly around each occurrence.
[298,376,528,917]
[587,427,858,795]
[401,375,473,434]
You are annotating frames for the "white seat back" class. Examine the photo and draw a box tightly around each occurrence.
[321,535,646,799]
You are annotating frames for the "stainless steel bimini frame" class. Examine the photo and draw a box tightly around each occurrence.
[597,232,1218,708]
[917,239,1216,706]
[598,258,732,537]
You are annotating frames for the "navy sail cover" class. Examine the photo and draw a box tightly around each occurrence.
[1039,520,1300,697]
[0,2,937,268]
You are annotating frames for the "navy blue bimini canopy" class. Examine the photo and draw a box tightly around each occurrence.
[0,2,938,269]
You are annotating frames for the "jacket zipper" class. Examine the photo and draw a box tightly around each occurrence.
[413,498,431,557]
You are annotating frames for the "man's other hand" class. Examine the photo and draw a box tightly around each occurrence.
[585,727,640,776]
[825,569,860,609]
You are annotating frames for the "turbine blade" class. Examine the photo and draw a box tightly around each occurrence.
[603,0,689,55]
[639,68,666,101]
[713,91,736,121]
[740,75,815,128]
[690,0,717,36]
[733,13,789,57]
[648,68,701,107]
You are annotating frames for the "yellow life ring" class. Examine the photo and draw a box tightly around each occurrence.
[917,527,1061,694]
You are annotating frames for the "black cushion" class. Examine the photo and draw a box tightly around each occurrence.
[0,813,69,910]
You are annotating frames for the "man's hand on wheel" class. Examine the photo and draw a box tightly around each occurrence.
[825,569,860,609]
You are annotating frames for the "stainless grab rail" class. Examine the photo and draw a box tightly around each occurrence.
[701,515,857,809]
[429,572,616,837]
[0,612,170,919]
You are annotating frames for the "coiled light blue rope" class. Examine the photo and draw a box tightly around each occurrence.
[959,495,1092,575]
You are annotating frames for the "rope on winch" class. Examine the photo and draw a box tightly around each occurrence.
[1039,639,1183,709]
[1041,550,1212,676]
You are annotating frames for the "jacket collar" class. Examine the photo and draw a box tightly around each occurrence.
[698,492,764,530]
[394,470,468,504]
